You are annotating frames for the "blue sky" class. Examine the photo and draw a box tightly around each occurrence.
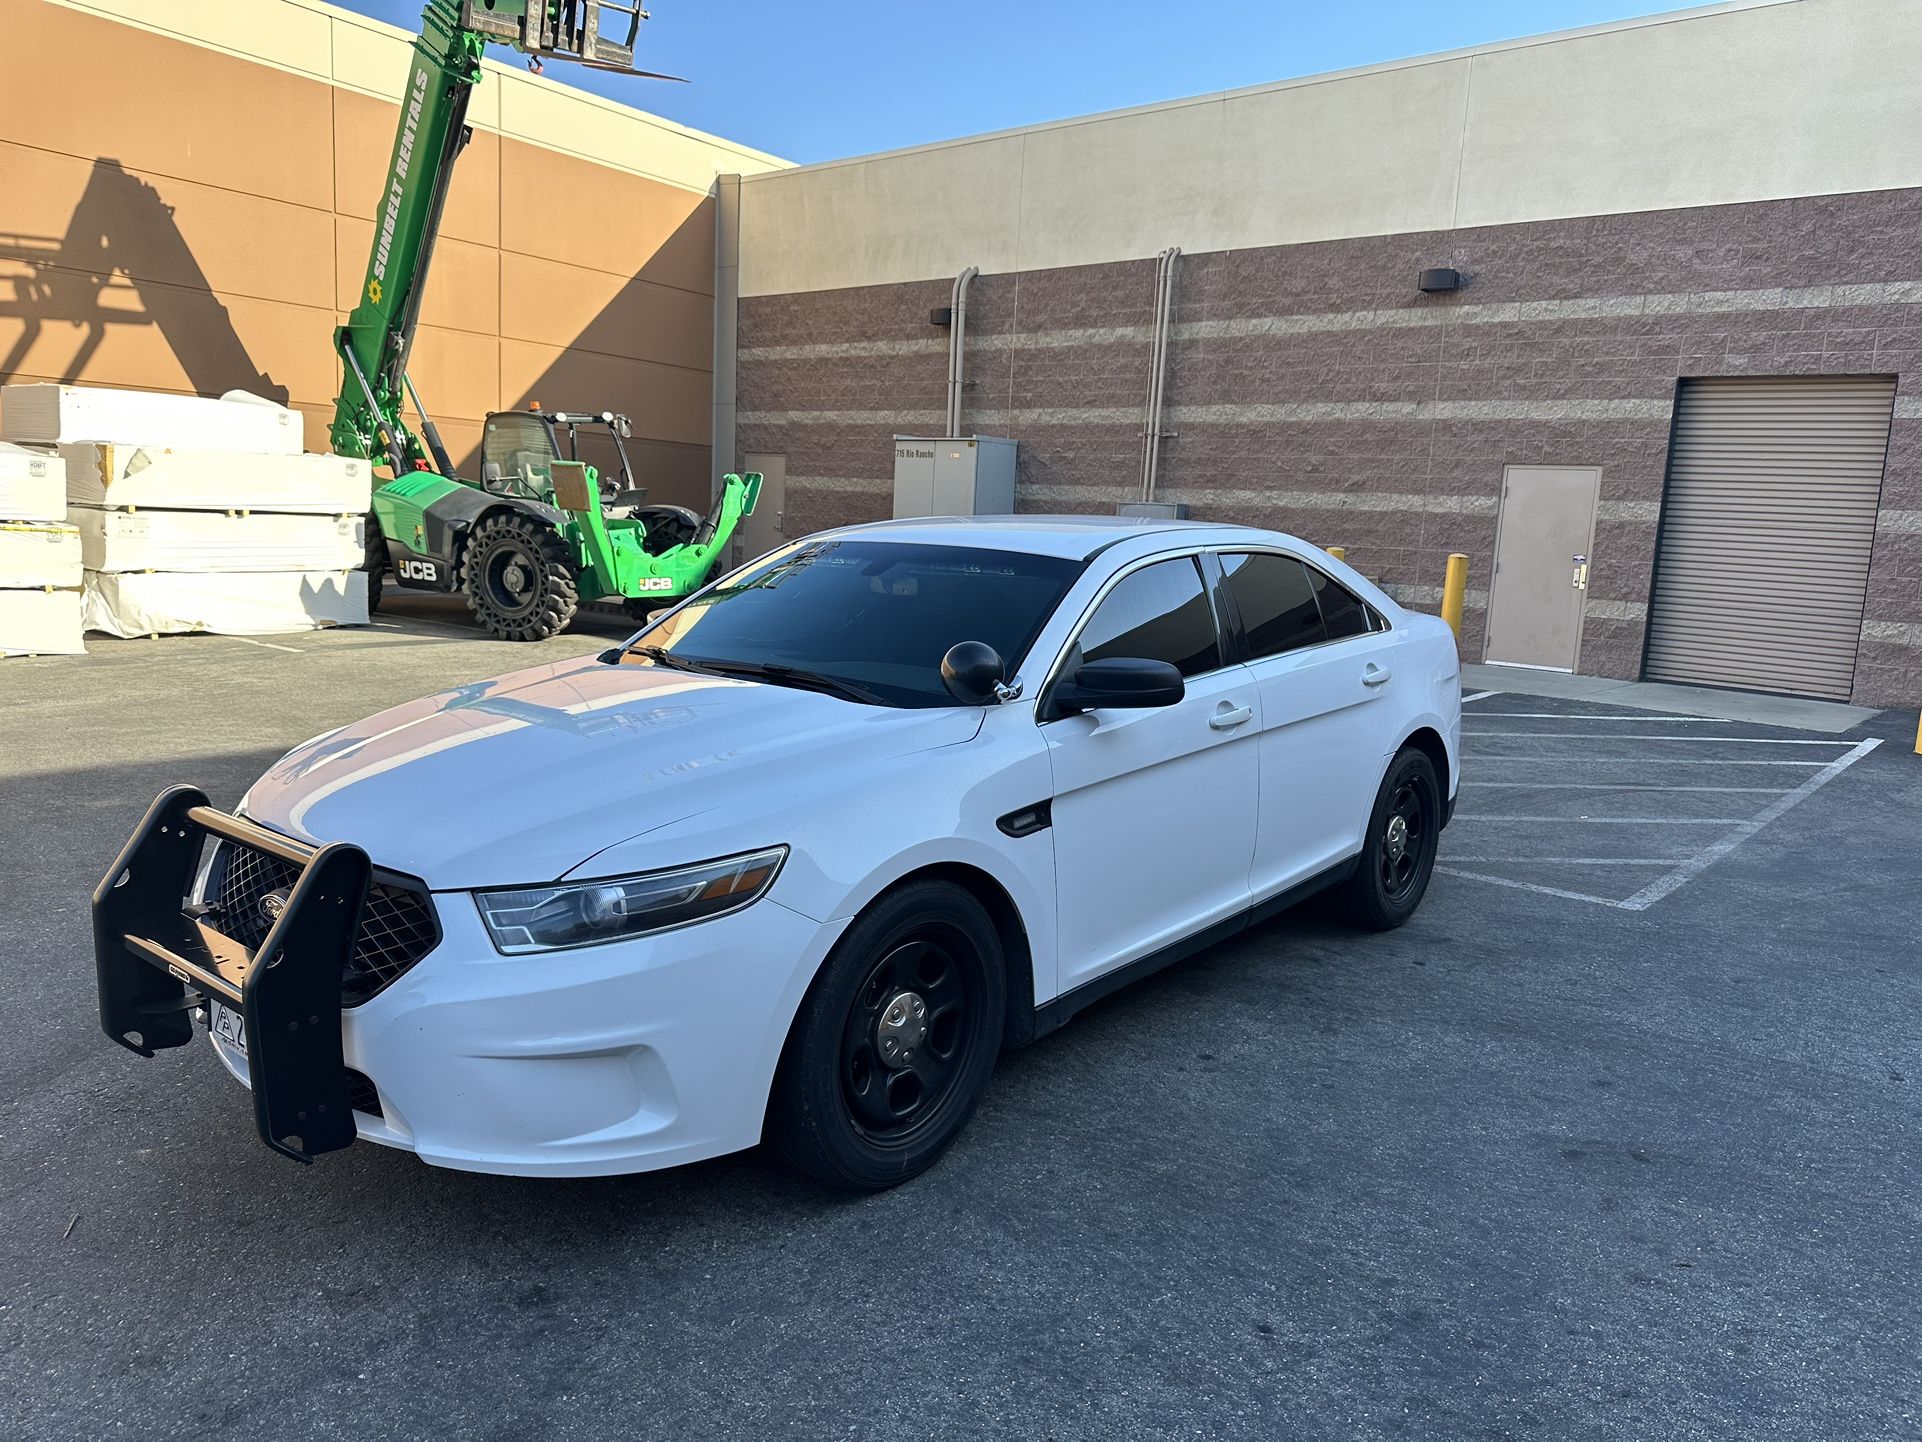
[338,1,1689,164]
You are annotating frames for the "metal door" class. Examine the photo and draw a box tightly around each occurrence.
[738,451,786,563]
[1484,466,1601,670]
[1644,376,1893,700]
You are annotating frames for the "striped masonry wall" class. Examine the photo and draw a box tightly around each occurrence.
[735,187,1922,705]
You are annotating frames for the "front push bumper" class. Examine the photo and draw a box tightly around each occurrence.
[94,786,368,1163]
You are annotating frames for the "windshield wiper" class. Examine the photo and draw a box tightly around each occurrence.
[693,659,888,707]
[622,645,720,675]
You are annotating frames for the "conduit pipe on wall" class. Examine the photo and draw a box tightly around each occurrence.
[1140,247,1181,500]
[945,265,979,436]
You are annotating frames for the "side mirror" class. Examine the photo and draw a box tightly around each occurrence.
[1049,657,1184,717]
[941,641,1007,705]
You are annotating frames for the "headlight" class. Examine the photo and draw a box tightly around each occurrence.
[475,847,788,955]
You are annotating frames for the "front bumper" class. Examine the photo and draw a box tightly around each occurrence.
[98,789,841,1176]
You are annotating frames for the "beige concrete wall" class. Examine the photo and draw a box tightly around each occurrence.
[1,0,785,507]
[736,0,1922,297]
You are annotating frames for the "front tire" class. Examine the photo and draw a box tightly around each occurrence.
[362,511,386,616]
[766,881,1006,1192]
[1335,746,1442,930]
[460,511,579,641]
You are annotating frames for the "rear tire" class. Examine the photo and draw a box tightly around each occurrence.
[765,881,1005,1192]
[1335,747,1441,930]
[460,511,579,642]
[362,511,386,616]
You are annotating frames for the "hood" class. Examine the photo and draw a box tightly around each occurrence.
[240,655,982,888]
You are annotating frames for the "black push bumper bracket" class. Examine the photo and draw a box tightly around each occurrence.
[93,785,370,1163]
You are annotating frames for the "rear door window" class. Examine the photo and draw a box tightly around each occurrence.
[1311,568,1376,641]
[1219,552,1326,659]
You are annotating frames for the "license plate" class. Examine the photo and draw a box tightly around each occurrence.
[211,1002,247,1054]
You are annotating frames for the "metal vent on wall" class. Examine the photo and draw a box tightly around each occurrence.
[1643,375,1895,702]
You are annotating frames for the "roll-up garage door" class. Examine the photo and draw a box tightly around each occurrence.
[1644,375,1894,700]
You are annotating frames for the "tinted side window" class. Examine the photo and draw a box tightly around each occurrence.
[1311,568,1374,641]
[1076,557,1220,677]
[1220,552,1326,660]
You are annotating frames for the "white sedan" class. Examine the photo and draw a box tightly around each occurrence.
[94,516,1460,1190]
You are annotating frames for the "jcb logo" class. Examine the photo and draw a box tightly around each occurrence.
[399,559,438,581]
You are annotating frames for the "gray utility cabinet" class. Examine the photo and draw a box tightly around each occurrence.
[892,436,1018,518]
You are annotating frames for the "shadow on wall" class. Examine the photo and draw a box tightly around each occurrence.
[0,158,289,404]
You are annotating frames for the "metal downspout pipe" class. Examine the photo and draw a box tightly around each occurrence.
[1140,247,1181,501]
[946,266,979,437]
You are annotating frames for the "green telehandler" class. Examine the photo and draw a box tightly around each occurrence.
[330,1,758,640]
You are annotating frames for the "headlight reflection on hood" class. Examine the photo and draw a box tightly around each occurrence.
[475,847,788,954]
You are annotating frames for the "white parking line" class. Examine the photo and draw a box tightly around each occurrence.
[1432,867,1621,906]
[226,636,303,654]
[1462,713,1722,722]
[1616,739,1883,910]
[1483,757,1828,768]
[1470,783,1791,793]
[1468,734,1855,745]
[1456,815,1747,824]
[1460,690,1500,703]
[1445,856,1687,865]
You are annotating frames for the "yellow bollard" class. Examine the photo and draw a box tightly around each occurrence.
[1326,546,1346,562]
[1440,552,1469,638]
[1914,710,1921,756]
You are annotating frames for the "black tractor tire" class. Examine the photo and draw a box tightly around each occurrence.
[765,880,1006,1192]
[1334,746,1442,931]
[620,596,673,625]
[361,511,386,616]
[459,510,580,642]
[630,504,701,555]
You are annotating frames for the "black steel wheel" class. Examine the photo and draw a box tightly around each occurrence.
[1335,746,1442,930]
[362,510,386,615]
[766,880,1005,1191]
[459,511,579,641]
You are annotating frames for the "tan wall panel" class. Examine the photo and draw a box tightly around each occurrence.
[500,254,710,367]
[1,142,335,312]
[334,218,500,336]
[333,89,501,247]
[500,142,713,294]
[500,340,710,448]
[57,0,334,81]
[4,2,332,211]
[403,326,501,423]
[0,282,336,407]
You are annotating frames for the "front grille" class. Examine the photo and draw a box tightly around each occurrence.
[344,1068,383,1118]
[208,839,440,1006]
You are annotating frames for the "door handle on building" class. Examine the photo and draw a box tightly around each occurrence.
[1208,703,1254,730]
[1572,554,1590,591]
[1361,663,1392,688]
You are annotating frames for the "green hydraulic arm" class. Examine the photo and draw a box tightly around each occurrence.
[329,1,658,474]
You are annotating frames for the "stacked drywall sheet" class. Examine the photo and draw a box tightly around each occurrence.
[0,446,83,655]
[0,385,371,639]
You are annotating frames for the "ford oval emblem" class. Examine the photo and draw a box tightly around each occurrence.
[260,888,291,923]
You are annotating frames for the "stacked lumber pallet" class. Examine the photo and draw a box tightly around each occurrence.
[0,386,372,639]
[0,444,84,655]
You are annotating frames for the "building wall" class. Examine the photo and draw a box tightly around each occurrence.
[728,0,1922,705]
[0,0,785,508]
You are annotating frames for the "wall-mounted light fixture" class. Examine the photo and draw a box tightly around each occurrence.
[1418,268,1462,293]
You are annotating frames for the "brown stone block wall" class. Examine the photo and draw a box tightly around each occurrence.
[740,186,1921,705]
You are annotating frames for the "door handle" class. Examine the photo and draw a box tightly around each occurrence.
[1361,664,1392,688]
[1208,703,1254,731]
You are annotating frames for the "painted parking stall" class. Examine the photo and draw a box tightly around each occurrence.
[1439,694,1882,910]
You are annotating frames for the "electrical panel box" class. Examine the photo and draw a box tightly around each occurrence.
[892,436,1017,518]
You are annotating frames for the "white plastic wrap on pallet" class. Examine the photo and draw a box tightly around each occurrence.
[82,570,369,637]
[1,385,302,454]
[61,444,370,514]
[73,509,364,574]
[0,522,83,588]
[0,588,85,656]
[0,445,67,522]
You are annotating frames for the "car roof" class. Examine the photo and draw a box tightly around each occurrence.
[818,513,1280,560]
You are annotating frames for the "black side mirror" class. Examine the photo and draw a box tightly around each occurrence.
[1049,657,1184,717]
[941,641,1007,704]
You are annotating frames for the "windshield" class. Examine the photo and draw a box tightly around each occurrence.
[627,539,1083,708]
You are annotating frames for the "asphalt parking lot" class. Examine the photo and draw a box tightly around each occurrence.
[4,610,1919,1440]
